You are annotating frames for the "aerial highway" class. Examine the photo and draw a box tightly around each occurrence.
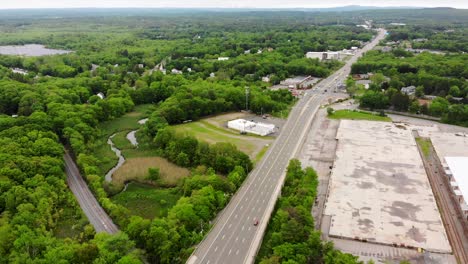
[64,150,119,234]
[188,28,386,264]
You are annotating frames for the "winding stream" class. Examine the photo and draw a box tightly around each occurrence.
[104,118,148,182]
[104,133,125,182]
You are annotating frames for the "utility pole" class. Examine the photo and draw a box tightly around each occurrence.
[245,86,250,111]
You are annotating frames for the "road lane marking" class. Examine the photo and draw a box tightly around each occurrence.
[228,249,232,255]
[236,249,239,255]
[222,235,225,240]
[228,223,232,229]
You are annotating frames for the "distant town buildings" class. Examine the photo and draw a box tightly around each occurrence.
[11,68,28,75]
[401,85,416,96]
[268,76,321,97]
[306,49,355,61]
[171,68,183,74]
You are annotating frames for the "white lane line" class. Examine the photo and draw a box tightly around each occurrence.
[235,237,239,242]
[236,250,239,255]
[228,223,232,229]
[248,226,251,231]
[242,225,245,231]
[234,214,238,218]
[214,246,218,252]
[222,234,225,240]
[242,238,246,243]
[228,249,232,255]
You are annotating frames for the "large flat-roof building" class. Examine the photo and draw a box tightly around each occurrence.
[324,121,451,253]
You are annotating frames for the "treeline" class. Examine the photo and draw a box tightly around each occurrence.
[385,25,468,52]
[154,127,252,174]
[351,49,467,126]
[257,159,361,263]
[125,166,249,262]
[0,114,140,263]
[142,79,295,132]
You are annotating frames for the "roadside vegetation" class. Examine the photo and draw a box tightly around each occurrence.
[327,109,392,122]
[257,159,361,263]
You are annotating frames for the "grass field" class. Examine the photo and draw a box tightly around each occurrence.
[328,109,392,122]
[111,182,181,219]
[112,157,190,188]
[416,137,432,158]
[174,118,273,160]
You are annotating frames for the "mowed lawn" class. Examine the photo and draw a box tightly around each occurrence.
[174,119,272,160]
[112,182,180,219]
[328,109,392,122]
[112,157,190,188]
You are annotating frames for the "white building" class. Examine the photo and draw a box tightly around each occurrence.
[227,119,275,136]
[444,157,468,220]
[262,76,271,83]
[401,86,416,95]
[97,92,105,99]
[171,68,183,74]
[11,68,28,75]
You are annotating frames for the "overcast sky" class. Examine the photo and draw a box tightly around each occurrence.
[1,0,467,9]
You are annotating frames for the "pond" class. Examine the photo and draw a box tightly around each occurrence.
[0,44,72,56]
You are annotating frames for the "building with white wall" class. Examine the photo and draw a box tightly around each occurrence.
[444,157,468,220]
[227,119,275,136]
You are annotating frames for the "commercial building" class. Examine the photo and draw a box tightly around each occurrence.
[444,157,468,220]
[227,119,275,136]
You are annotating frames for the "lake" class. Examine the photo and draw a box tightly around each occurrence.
[0,44,72,56]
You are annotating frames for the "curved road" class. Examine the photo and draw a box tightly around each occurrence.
[188,29,386,264]
[64,150,119,234]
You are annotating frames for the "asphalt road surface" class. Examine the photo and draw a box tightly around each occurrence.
[188,29,386,264]
[64,150,119,234]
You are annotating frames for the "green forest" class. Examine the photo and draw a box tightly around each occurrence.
[0,8,467,263]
